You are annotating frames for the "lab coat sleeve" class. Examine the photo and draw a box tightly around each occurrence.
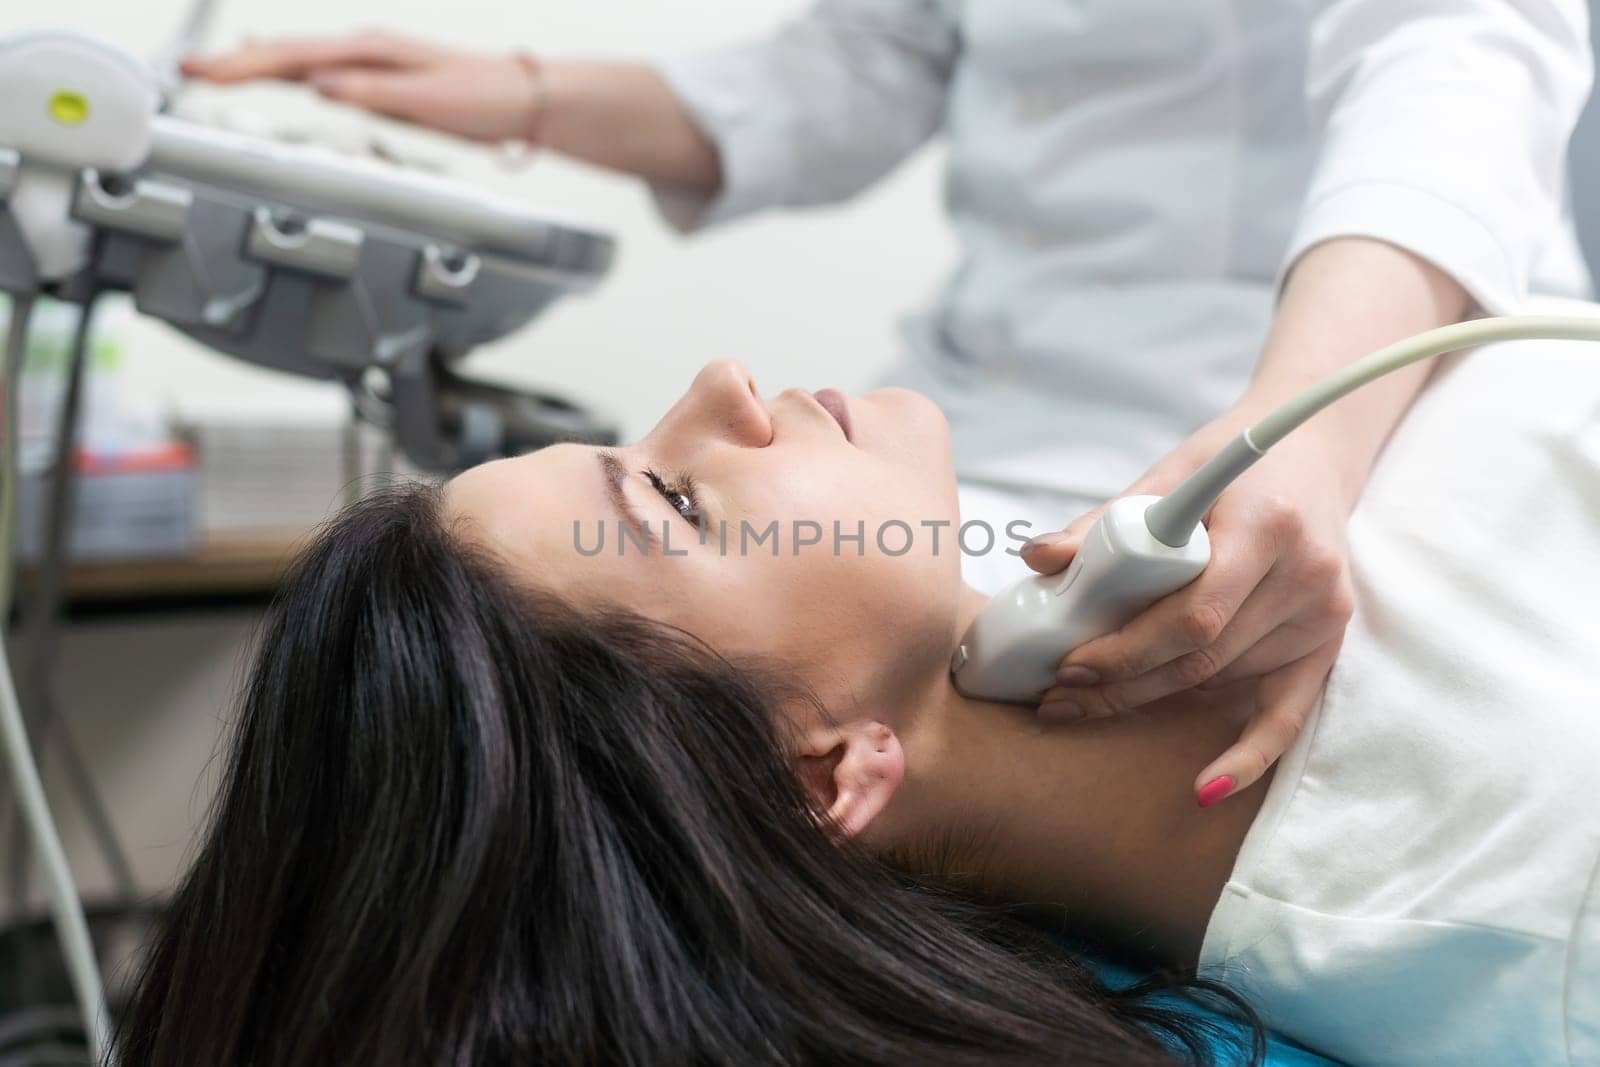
[648,1,959,232]
[1282,1,1593,312]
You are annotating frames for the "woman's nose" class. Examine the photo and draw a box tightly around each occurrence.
[680,359,773,447]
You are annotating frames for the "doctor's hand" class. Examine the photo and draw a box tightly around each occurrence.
[183,33,543,144]
[1023,401,1355,806]
[183,35,722,193]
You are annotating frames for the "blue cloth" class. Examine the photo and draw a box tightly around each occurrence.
[1089,955,1341,1066]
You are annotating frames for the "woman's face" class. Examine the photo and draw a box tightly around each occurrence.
[445,360,967,717]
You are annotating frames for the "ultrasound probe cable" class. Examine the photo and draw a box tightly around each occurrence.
[0,296,111,1063]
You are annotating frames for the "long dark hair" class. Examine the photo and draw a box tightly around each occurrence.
[114,484,1262,1066]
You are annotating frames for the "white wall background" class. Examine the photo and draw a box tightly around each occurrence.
[9,0,958,439]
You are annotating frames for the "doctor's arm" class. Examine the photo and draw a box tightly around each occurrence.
[1024,0,1591,806]
[183,1,959,228]
[1031,239,1467,800]
[183,36,722,195]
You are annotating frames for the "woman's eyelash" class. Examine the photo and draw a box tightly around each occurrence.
[644,468,702,526]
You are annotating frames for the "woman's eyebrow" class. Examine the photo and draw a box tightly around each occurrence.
[598,449,656,548]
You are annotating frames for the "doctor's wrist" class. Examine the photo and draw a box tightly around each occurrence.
[511,51,551,146]
[1230,386,1364,511]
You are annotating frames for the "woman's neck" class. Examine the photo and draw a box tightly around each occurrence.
[866,586,1269,966]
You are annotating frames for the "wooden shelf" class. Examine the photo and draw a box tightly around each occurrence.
[22,533,308,602]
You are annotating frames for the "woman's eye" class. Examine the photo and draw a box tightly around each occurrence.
[645,468,702,527]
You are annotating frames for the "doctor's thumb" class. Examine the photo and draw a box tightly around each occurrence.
[1019,532,1075,573]
[1019,509,1103,575]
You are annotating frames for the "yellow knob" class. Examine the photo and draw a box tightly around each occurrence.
[48,90,90,126]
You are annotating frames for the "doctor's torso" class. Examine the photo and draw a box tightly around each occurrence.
[887,0,1587,500]
[945,1,1313,293]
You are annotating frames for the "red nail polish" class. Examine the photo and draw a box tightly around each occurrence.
[1196,775,1234,808]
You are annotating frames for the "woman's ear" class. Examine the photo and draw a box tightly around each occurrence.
[792,721,905,838]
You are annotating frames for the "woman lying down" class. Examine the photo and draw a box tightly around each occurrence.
[117,346,1599,1066]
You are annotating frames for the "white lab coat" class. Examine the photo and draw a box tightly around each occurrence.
[653,0,1594,510]
[1200,296,1600,1064]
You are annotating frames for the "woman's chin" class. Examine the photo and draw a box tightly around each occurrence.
[857,387,955,476]
[863,385,948,428]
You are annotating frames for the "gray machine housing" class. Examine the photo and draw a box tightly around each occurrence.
[0,143,618,472]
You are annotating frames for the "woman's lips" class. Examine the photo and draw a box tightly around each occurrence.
[812,388,853,442]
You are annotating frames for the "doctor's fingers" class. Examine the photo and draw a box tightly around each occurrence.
[1020,476,1185,575]
[184,31,456,84]
[1019,503,1109,576]
[311,66,534,143]
[1196,595,1354,690]
[1037,572,1330,721]
[1192,637,1343,806]
[1044,524,1276,694]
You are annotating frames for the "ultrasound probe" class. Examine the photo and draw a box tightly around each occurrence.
[951,315,1600,703]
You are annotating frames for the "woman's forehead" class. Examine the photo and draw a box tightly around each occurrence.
[444,445,603,556]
